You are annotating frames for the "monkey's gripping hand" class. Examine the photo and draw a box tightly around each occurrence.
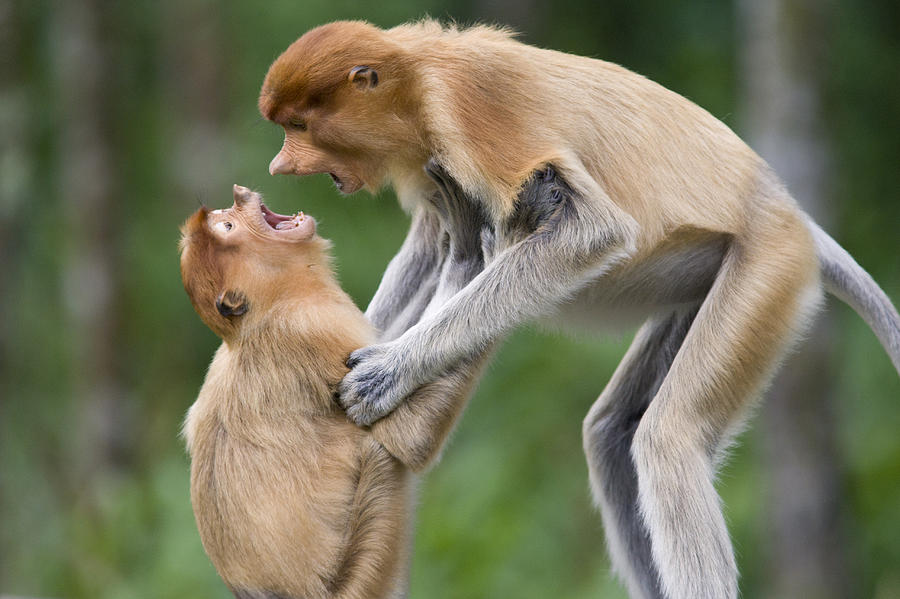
[341,163,637,426]
[339,339,423,425]
[343,161,491,425]
[341,161,487,425]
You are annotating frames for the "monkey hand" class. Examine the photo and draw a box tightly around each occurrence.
[339,341,419,426]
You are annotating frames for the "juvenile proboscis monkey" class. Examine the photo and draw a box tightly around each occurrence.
[179,175,495,599]
[259,20,900,599]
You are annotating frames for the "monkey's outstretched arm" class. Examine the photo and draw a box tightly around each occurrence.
[419,161,491,315]
[371,161,495,470]
[342,164,638,426]
[365,205,445,342]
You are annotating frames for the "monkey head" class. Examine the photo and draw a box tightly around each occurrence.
[259,21,426,195]
[180,184,328,340]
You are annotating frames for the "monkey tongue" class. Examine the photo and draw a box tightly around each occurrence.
[261,203,297,228]
[258,203,314,238]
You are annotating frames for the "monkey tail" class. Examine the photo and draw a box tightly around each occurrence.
[806,217,900,374]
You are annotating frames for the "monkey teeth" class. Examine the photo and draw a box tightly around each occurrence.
[274,212,305,230]
[260,202,307,230]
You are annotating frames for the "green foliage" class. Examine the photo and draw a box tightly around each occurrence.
[1,1,898,598]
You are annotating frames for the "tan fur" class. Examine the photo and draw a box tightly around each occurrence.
[260,20,759,227]
[258,21,899,599]
[256,23,818,417]
[258,18,817,433]
[180,188,479,598]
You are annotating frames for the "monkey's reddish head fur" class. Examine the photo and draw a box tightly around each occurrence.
[180,185,330,341]
[259,20,566,214]
[259,21,425,194]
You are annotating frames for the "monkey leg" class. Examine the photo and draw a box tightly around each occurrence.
[583,307,699,599]
[630,232,821,599]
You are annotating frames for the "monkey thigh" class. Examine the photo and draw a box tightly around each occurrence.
[627,231,820,599]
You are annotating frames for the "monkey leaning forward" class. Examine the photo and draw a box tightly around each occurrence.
[179,175,493,599]
[259,21,900,599]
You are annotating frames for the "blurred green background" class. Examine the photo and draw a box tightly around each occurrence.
[1,0,898,598]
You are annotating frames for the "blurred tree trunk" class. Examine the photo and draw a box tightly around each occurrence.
[0,0,18,369]
[0,0,19,259]
[737,1,851,597]
[161,0,227,200]
[0,0,20,586]
[53,0,131,480]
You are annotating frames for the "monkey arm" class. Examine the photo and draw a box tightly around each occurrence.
[418,161,491,316]
[370,161,497,470]
[370,351,492,471]
[341,164,638,426]
[364,206,446,342]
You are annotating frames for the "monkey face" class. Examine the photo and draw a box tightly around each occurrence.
[259,22,425,195]
[266,123,369,194]
[180,185,324,339]
[206,184,317,245]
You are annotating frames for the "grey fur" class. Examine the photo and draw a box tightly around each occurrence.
[347,162,899,599]
[365,207,445,341]
[345,162,498,418]
[342,165,635,424]
[419,160,490,319]
[365,162,492,341]
[807,217,900,372]
[499,166,571,248]
[583,307,698,599]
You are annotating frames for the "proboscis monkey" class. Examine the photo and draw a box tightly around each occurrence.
[259,20,900,599]
[179,174,496,599]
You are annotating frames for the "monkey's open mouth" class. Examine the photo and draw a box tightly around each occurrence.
[261,203,307,230]
[327,171,363,194]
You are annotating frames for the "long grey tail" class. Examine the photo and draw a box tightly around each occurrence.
[806,217,900,374]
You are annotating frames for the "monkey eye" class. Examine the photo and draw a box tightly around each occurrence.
[288,119,308,131]
[213,221,233,234]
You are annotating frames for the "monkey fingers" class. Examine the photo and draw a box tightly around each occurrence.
[340,339,421,425]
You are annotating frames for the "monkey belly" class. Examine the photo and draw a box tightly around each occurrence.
[542,227,730,335]
[189,417,373,598]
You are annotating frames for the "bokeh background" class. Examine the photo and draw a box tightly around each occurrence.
[1,0,898,597]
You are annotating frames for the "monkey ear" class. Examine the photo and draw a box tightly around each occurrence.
[348,66,378,90]
[216,290,249,318]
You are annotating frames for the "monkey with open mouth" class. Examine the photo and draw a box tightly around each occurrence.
[178,164,534,598]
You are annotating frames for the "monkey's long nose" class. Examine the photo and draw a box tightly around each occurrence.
[269,149,293,176]
[233,184,254,206]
